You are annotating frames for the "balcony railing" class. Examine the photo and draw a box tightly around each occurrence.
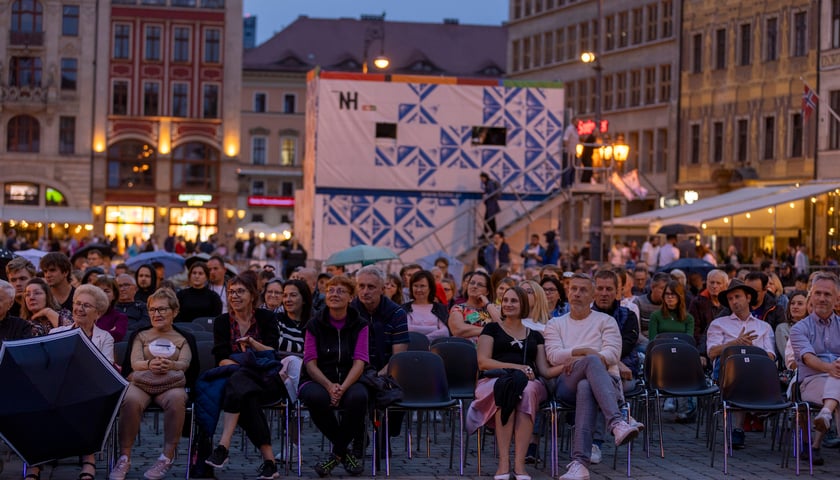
[0,85,48,103]
[111,0,224,7]
[9,31,44,47]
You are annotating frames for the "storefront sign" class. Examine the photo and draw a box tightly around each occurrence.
[178,194,212,206]
[248,196,295,207]
[576,119,609,136]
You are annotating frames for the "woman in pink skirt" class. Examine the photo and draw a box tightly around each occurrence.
[466,286,549,480]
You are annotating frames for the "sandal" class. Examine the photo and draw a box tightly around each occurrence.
[78,461,95,480]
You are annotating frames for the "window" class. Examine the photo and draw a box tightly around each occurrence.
[524,0,531,16]
[143,82,159,116]
[145,26,161,61]
[513,0,522,19]
[283,94,296,113]
[281,182,294,197]
[712,121,723,163]
[644,67,656,104]
[589,78,597,113]
[534,34,542,68]
[280,136,296,166]
[172,142,219,190]
[831,91,840,150]
[577,79,587,114]
[834,0,840,49]
[204,28,221,63]
[605,16,615,51]
[10,56,42,88]
[472,127,507,146]
[618,12,629,48]
[763,117,775,160]
[173,27,190,62]
[692,34,702,73]
[62,5,79,36]
[5,183,39,205]
[566,25,576,60]
[376,123,397,139]
[656,128,668,171]
[739,23,751,66]
[659,64,671,102]
[603,75,613,111]
[7,115,40,153]
[114,24,130,59]
[172,83,188,117]
[252,180,265,196]
[661,0,673,37]
[616,72,627,109]
[252,137,266,165]
[112,81,128,115]
[543,31,554,64]
[59,116,75,154]
[512,39,521,72]
[522,37,531,70]
[60,58,77,90]
[555,28,565,61]
[690,124,701,164]
[254,93,266,112]
[647,4,658,41]
[203,84,219,118]
[793,12,807,57]
[736,119,748,163]
[715,29,726,69]
[630,70,641,107]
[579,22,589,54]
[766,18,778,61]
[11,0,43,33]
[632,8,643,45]
[592,20,598,56]
[641,130,654,172]
[107,141,155,189]
[791,113,803,157]
[565,82,575,114]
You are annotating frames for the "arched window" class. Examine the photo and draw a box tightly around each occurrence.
[11,0,43,33]
[107,140,156,189]
[7,115,40,152]
[172,142,220,190]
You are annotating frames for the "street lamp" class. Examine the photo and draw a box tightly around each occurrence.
[362,17,390,74]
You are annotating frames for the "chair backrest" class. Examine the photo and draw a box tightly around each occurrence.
[192,316,216,331]
[388,351,452,403]
[653,332,696,347]
[430,336,473,347]
[646,342,707,391]
[189,331,214,342]
[643,339,688,381]
[721,354,785,405]
[174,322,203,332]
[431,341,478,399]
[114,341,129,367]
[718,344,768,384]
[196,340,217,374]
[407,331,431,351]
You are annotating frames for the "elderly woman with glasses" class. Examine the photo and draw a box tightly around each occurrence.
[449,271,501,343]
[204,275,282,480]
[175,261,222,323]
[259,278,285,314]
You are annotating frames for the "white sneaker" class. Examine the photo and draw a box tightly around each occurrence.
[143,454,174,480]
[559,460,590,480]
[628,415,645,432]
[109,455,130,480]
[590,444,602,464]
[612,420,641,446]
[815,410,832,433]
[662,398,676,412]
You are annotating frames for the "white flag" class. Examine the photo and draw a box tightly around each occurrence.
[610,172,635,201]
[622,169,648,199]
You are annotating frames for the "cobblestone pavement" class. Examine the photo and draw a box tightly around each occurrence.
[2,408,838,480]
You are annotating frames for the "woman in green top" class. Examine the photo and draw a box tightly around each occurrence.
[649,280,696,421]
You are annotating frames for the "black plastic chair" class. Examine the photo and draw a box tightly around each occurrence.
[407,331,431,351]
[191,316,216,332]
[653,332,696,346]
[430,336,474,347]
[189,331,214,342]
[710,354,803,475]
[114,341,129,367]
[385,351,463,476]
[430,342,478,471]
[644,342,718,458]
[788,371,816,476]
[718,345,768,382]
[173,322,204,333]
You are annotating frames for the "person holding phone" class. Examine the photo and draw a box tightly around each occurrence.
[448,271,501,343]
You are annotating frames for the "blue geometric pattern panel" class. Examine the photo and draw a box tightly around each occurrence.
[398,84,440,124]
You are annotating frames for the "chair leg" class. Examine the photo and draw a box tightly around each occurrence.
[185,406,195,480]
[655,393,665,458]
[722,408,729,474]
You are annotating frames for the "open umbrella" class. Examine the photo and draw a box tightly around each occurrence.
[125,251,186,278]
[70,243,115,266]
[656,224,702,236]
[324,245,398,266]
[0,248,15,281]
[0,329,128,466]
[657,258,717,276]
[14,249,49,268]
[184,253,238,276]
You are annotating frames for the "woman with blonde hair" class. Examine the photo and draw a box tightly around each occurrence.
[518,280,550,331]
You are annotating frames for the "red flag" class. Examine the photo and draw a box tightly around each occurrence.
[802,85,818,120]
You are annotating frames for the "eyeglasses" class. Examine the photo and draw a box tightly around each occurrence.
[229,288,249,297]
[326,287,349,296]
[468,281,487,288]
[543,287,558,293]
[149,307,171,315]
[117,284,133,289]
[265,290,283,296]
[73,302,96,311]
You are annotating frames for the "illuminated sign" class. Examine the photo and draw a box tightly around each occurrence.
[576,119,609,136]
[248,196,295,207]
[178,194,212,206]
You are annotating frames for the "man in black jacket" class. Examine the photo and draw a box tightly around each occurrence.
[0,280,32,345]
[745,271,785,329]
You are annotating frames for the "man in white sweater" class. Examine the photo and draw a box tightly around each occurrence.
[544,273,643,480]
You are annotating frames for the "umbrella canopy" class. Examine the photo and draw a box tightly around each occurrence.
[70,243,115,265]
[0,248,15,281]
[656,224,702,236]
[0,329,128,466]
[657,258,717,276]
[415,250,465,289]
[324,245,398,267]
[15,249,49,268]
[126,251,185,278]
[184,253,238,276]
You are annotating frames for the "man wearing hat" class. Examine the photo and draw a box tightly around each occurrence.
[706,278,775,449]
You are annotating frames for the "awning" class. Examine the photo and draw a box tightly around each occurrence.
[608,182,840,236]
[0,206,93,224]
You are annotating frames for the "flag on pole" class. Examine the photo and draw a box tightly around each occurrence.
[622,169,649,199]
[802,85,818,120]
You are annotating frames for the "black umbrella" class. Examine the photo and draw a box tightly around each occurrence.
[70,243,115,266]
[0,329,128,466]
[656,224,702,236]
[657,258,717,277]
[0,248,15,281]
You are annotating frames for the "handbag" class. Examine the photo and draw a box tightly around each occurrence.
[358,368,403,408]
[131,369,186,395]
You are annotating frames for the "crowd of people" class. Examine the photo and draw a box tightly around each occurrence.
[1,239,839,480]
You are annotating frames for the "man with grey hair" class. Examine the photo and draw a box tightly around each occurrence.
[688,269,730,354]
[0,279,32,344]
[114,274,150,331]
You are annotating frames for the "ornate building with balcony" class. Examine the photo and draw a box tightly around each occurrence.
[95,0,241,252]
[0,0,103,239]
